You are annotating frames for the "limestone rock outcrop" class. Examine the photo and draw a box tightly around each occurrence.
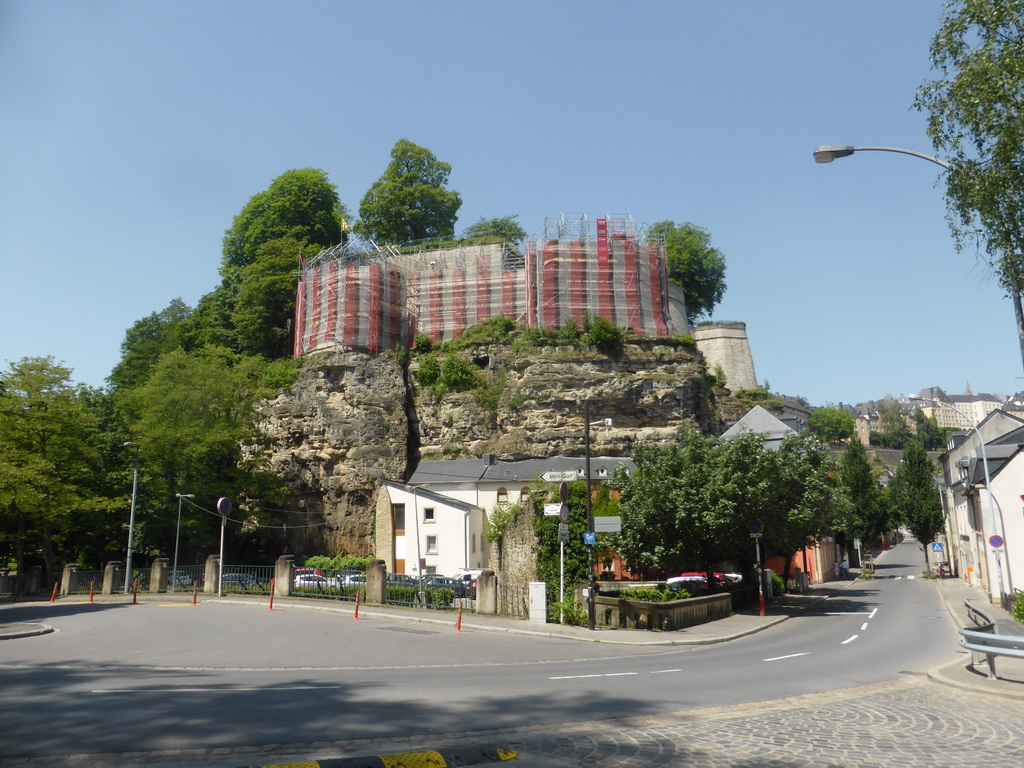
[258,338,720,555]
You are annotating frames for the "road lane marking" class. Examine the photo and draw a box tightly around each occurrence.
[908,575,915,580]
[869,608,878,618]
[841,635,859,645]
[861,623,869,631]
[651,669,682,674]
[763,653,809,662]
[94,684,345,695]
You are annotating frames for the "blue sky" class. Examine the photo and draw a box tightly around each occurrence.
[2,1,1017,408]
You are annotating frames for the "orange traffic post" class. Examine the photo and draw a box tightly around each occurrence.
[192,580,198,606]
[88,580,95,604]
[353,590,360,620]
[268,578,275,611]
[456,601,463,632]
[50,581,59,604]
[132,579,138,605]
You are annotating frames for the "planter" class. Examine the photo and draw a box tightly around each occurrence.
[594,592,732,631]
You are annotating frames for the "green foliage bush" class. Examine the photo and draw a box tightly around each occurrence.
[548,596,589,626]
[678,334,695,346]
[771,571,786,596]
[413,333,433,353]
[582,315,623,350]
[1014,592,1024,625]
[416,356,441,387]
[617,585,677,602]
[439,352,477,391]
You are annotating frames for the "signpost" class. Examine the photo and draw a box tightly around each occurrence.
[749,520,765,617]
[558,482,568,622]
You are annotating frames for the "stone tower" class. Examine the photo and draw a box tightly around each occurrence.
[693,321,757,392]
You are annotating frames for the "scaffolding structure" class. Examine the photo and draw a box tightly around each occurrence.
[293,216,681,357]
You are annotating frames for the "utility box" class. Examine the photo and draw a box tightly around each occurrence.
[529,582,547,623]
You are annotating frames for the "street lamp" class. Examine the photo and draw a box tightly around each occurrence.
[123,442,141,594]
[172,493,195,591]
[813,144,950,169]
[909,396,1004,601]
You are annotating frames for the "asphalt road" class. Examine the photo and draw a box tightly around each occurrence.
[0,541,984,765]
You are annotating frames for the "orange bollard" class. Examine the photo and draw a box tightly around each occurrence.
[268,578,275,611]
[192,580,198,606]
[50,581,59,603]
[353,589,360,620]
[456,601,463,632]
[132,579,138,604]
[88,580,95,604]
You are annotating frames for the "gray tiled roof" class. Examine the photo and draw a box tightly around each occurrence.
[407,455,635,486]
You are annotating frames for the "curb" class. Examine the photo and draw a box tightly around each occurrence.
[236,745,517,767]
[0,622,53,640]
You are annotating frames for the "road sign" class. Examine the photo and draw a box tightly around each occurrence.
[557,524,569,543]
[559,482,569,502]
[990,534,1004,549]
[583,532,596,546]
[748,519,764,534]
[544,503,560,516]
[559,503,570,524]
[542,470,579,482]
[217,497,232,517]
[931,542,945,553]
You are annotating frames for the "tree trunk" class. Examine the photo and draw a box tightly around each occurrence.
[1013,284,1024,377]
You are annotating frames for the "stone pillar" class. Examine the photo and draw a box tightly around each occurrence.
[61,563,80,597]
[24,566,42,595]
[150,558,169,594]
[476,570,497,615]
[204,554,220,594]
[365,559,386,605]
[103,561,122,595]
[274,555,294,597]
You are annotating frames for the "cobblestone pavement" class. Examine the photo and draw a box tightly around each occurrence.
[8,675,1022,768]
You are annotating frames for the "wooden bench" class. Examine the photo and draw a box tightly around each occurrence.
[958,627,1024,680]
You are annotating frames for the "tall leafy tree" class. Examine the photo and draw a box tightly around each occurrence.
[872,400,912,449]
[808,406,856,444]
[222,168,346,273]
[232,236,307,357]
[120,347,288,564]
[109,299,191,390]
[890,440,944,553]
[0,358,113,576]
[915,0,1024,369]
[839,439,892,544]
[355,139,462,245]
[647,221,727,322]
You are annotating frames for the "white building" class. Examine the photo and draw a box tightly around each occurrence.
[374,455,634,578]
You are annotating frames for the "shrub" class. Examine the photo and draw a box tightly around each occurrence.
[771,572,786,596]
[583,315,623,351]
[416,356,441,387]
[440,352,477,391]
[618,585,675,602]
[678,334,695,346]
[1013,592,1024,625]
[413,332,433,353]
[549,596,588,626]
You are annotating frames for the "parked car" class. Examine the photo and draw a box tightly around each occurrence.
[342,573,366,587]
[667,571,733,595]
[222,572,261,588]
[420,576,468,597]
[294,568,329,590]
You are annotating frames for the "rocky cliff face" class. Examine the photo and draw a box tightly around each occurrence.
[258,338,721,556]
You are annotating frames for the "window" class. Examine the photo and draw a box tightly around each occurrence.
[497,488,508,504]
[423,507,435,523]
[426,535,438,554]
[520,487,530,500]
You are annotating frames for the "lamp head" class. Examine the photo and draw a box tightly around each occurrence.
[123,441,140,450]
[813,145,856,164]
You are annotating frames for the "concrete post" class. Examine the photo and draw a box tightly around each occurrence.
[150,558,169,593]
[476,570,497,615]
[61,563,80,597]
[274,555,294,597]
[204,554,220,594]
[103,561,122,595]
[365,559,386,604]
[25,566,42,595]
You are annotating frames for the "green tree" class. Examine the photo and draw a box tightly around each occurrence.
[808,406,856,444]
[222,168,346,273]
[839,439,892,544]
[0,358,113,576]
[109,299,191,390]
[912,409,952,452]
[647,221,727,322]
[872,400,912,449]
[355,139,462,245]
[461,215,528,245]
[915,0,1024,368]
[890,440,944,552]
[120,347,288,564]
[232,236,307,357]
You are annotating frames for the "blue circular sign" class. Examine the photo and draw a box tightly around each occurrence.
[990,534,1004,549]
[217,497,232,517]
[748,519,764,534]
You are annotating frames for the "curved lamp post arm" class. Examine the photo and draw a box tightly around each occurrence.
[813,145,951,170]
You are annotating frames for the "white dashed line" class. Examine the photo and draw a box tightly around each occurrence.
[763,653,809,662]
[841,635,859,645]
[861,623,869,631]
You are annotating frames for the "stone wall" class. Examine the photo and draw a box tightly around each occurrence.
[693,321,757,392]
